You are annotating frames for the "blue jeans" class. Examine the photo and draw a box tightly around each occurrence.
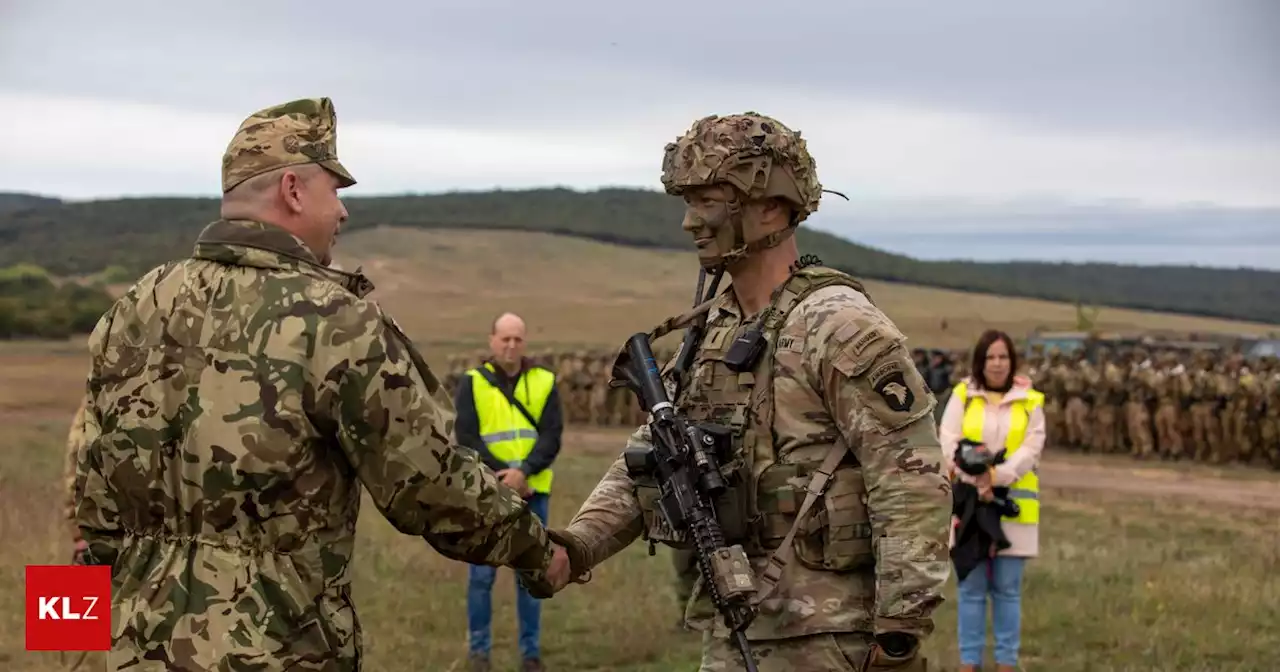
[468,492,549,660]
[957,555,1026,667]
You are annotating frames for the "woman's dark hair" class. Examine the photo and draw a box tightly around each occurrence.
[971,329,1018,392]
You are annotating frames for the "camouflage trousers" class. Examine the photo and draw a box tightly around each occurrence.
[1064,397,1090,447]
[1154,402,1183,458]
[1125,401,1154,457]
[699,631,925,672]
[1190,402,1222,461]
[1093,405,1119,452]
[1262,416,1280,467]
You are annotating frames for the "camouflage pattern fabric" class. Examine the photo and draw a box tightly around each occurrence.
[552,270,951,659]
[63,395,89,549]
[698,630,922,672]
[63,395,106,671]
[221,97,356,193]
[72,219,555,671]
[661,113,823,224]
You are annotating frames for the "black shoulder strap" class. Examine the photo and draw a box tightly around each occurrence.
[474,366,541,430]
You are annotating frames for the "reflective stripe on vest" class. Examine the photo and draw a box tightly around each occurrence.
[467,364,557,493]
[954,381,1043,524]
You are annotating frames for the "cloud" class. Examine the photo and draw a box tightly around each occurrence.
[3,0,1277,142]
[1,0,1276,268]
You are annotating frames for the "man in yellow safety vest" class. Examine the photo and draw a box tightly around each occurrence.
[454,312,564,672]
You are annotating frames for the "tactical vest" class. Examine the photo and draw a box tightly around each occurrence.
[632,266,880,621]
[467,363,557,493]
[952,381,1042,525]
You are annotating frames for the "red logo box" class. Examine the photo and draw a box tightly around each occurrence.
[26,565,111,651]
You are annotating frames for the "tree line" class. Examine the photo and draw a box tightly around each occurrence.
[0,263,117,339]
[1,188,1277,325]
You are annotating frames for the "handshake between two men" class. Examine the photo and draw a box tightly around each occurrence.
[519,530,582,599]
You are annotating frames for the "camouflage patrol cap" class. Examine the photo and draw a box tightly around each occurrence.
[222,97,356,193]
[661,112,822,223]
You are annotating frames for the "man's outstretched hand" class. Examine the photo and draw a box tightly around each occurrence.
[548,544,571,591]
[520,543,574,599]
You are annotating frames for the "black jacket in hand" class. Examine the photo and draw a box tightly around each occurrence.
[951,481,1012,581]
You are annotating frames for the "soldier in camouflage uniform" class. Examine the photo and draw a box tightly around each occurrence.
[532,113,951,671]
[70,98,569,671]
[1040,349,1065,443]
[1088,348,1121,453]
[1188,352,1223,462]
[1262,359,1280,468]
[1125,350,1157,458]
[1152,353,1187,459]
[1229,357,1261,464]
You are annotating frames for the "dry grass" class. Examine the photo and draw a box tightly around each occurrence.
[328,227,1277,352]
[4,413,1278,671]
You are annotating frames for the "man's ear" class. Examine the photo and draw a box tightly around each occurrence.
[279,170,305,214]
[754,197,793,232]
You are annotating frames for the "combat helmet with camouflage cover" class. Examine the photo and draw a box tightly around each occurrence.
[660,112,836,268]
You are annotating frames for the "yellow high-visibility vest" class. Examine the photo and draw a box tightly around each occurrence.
[954,381,1042,524]
[467,363,557,493]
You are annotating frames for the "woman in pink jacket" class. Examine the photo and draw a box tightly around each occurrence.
[938,329,1046,672]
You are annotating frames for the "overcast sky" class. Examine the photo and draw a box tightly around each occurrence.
[1,0,1277,268]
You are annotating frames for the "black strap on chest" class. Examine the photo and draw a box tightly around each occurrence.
[669,268,726,401]
[474,366,541,430]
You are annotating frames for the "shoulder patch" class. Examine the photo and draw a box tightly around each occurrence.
[870,362,915,413]
[830,323,903,379]
[826,321,933,434]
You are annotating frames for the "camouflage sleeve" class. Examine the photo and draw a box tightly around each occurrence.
[312,300,552,573]
[806,291,952,639]
[76,307,126,568]
[561,424,647,569]
[63,395,89,538]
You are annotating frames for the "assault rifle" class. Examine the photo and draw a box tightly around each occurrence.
[611,331,760,672]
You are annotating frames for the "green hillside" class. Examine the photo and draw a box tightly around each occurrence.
[0,188,1276,324]
[0,192,61,214]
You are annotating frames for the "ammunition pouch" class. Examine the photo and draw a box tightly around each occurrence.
[711,458,754,547]
[633,473,689,548]
[757,462,874,572]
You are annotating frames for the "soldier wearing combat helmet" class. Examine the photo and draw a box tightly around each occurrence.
[529,113,951,671]
[71,97,570,671]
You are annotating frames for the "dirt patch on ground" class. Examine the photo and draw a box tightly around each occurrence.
[565,428,1280,511]
[1038,458,1280,511]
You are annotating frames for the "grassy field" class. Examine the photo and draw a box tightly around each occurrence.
[4,227,1278,670]
[2,340,1279,671]
[325,227,1278,353]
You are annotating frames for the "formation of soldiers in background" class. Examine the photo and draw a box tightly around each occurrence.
[445,343,1280,470]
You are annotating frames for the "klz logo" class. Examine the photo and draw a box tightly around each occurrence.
[26,565,111,651]
[38,596,101,620]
